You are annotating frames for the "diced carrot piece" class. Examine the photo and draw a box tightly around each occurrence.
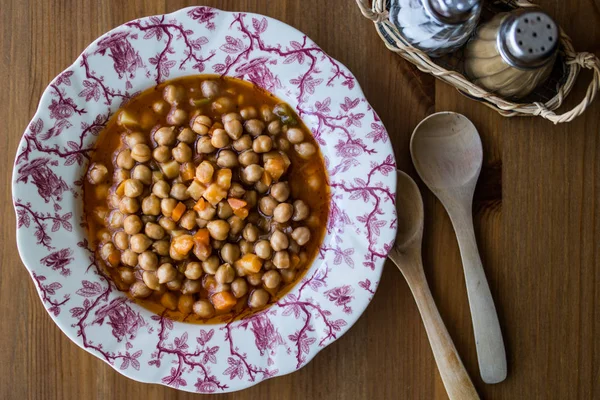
[260,171,272,186]
[193,228,210,246]
[211,291,237,312]
[202,183,227,205]
[180,162,195,182]
[196,161,214,184]
[193,198,207,212]
[171,234,194,255]
[187,180,206,200]
[204,275,218,292]
[193,242,212,261]
[227,198,247,210]
[115,181,126,196]
[215,169,232,189]
[172,202,187,222]
[233,207,249,220]
[264,157,287,181]
[107,250,121,266]
[235,254,263,273]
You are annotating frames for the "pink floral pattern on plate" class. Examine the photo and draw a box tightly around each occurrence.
[12,7,397,393]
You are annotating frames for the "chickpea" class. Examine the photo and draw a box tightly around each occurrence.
[172,142,192,163]
[123,179,143,198]
[88,163,108,184]
[154,263,176,284]
[153,240,170,256]
[239,239,253,255]
[130,233,152,253]
[231,278,248,298]
[100,242,119,266]
[291,227,311,246]
[240,106,258,120]
[242,223,259,242]
[116,149,135,169]
[263,260,276,271]
[286,127,305,144]
[142,271,160,291]
[241,165,263,184]
[170,183,190,201]
[259,105,276,122]
[108,210,125,229]
[255,181,269,194]
[159,216,176,232]
[221,243,240,264]
[161,198,178,217]
[244,190,258,208]
[201,255,219,275]
[166,278,183,291]
[235,151,256,168]
[267,120,282,135]
[121,249,138,267]
[201,80,220,98]
[269,182,289,203]
[228,215,244,235]
[130,281,152,298]
[153,100,169,114]
[177,127,196,144]
[142,194,161,215]
[246,272,263,286]
[138,251,158,271]
[249,289,270,308]
[131,143,151,162]
[144,222,164,240]
[118,267,136,285]
[254,240,272,260]
[193,300,215,318]
[288,239,300,254]
[212,96,235,114]
[214,263,235,284]
[217,201,233,219]
[273,251,291,269]
[152,180,170,199]
[281,269,296,283]
[295,142,317,159]
[196,203,216,220]
[233,134,252,152]
[262,270,281,289]
[224,119,243,140]
[273,203,293,223]
[163,84,185,105]
[154,126,177,146]
[132,164,152,185]
[141,215,157,224]
[222,112,242,123]
[179,210,196,230]
[216,150,238,168]
[181,279,202,295]
[196,136,215,154]
[119,197,139,214]
[252,135,273,153]
[113,168,130,184]
[178,294,195,313]
[185,262,203,280]
[244,119,265,136]
[228,182,246,198]
[211,128,230,149]
[292,200,310,221]
[160,292,177,311]
[153,145,171,163]
[207,220,230,240]
[113,231,129,250]
[270,230,289,251]
[276,136,291,151]
[259,196,278,216]
[167,108,188,126]
[125,131,146,148]
[192,115,212,135]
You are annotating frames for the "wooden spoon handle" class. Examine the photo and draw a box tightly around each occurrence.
[451,208,507,384]
[402,262,480,400]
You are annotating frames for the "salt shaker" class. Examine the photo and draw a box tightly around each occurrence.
[389,0,482,57]
[464,10,559,99]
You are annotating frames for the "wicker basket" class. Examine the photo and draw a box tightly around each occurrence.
[355,0,600,123]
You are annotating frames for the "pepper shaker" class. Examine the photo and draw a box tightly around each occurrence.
[389,0,482,57]
[464,10,559,99]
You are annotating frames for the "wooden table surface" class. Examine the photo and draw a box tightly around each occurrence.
[1,0,599,399]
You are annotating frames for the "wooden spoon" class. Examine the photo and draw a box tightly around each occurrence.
[389,170,479,400]
[410,112,507,384]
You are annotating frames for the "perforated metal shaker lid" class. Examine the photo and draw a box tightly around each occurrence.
[425,0,480,24]
[498,10,559,69]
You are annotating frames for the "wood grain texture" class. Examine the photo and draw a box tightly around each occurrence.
[0,0,598,399]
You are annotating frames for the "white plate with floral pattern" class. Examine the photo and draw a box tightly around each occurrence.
[12,6,397,393]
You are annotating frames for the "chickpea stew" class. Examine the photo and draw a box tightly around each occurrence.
[83,75,329,323]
